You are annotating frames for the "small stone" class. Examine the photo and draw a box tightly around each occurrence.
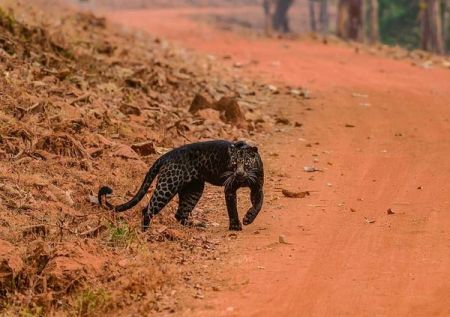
[48,185,74,206]
[351,92,369,98]
[131,141,156,156]
[303,166,319,172]
[64,190,75,206]
[364,217,376,224]
[290,88,301,96]
[119,103,141,116]
[290,87,310,99]
[88,195,99,204]
[112,144,140,160]
[162,228,184,241]
[267,85,278,93]
[279,234,289,244]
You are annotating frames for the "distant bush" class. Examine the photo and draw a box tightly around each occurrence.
[379,0,421,49]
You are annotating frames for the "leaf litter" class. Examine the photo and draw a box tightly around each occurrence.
[0,1,283,315]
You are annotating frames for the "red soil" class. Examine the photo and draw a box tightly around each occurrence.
[106,7,450,317]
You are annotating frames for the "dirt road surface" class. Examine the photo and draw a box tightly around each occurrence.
[106,7,450,317]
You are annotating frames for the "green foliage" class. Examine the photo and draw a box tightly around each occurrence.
[0,6,15,32]
[107,221,137,248]
[75,289,111,317]
[18,306,44,317]
[379,0,420,49]
[0,305,44,317]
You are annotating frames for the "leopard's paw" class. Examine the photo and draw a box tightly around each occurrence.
[229,222,243,231]
[243,207,257,225]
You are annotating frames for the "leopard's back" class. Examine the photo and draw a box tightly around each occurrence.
[158,140,232,185]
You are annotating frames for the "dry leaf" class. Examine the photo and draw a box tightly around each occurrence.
[282,189,310,198]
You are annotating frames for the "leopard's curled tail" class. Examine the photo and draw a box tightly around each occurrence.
[98,157,165,212]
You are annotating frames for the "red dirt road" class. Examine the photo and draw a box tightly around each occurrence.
[106,8,450,317]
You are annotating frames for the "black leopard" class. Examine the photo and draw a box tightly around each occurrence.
[98,140,264,231]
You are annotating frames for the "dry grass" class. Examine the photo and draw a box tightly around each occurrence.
[0,1,273,315]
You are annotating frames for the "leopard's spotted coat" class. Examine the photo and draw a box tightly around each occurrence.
[98,140,264,231]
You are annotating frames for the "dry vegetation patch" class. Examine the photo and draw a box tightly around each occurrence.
[0,1,279,315]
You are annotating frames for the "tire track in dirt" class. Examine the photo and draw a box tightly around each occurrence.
[105,7,450,317]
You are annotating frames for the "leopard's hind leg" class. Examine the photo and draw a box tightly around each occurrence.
[175,180,205,225]
[141,166,183,230]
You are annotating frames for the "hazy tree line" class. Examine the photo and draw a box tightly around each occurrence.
[264,0,450,54]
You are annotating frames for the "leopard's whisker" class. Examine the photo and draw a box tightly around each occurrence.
[225,175,236,191]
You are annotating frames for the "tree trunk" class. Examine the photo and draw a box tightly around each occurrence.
[263,0,274,35]
[309,0,317,32]
[272,0,294,33]
[420,0,444,54]
[444,0,450,52]
[336,0,364,41]
[319,0,329,35]
[336,0,349,38]
[420,0,431,50]
[368,0,379,43]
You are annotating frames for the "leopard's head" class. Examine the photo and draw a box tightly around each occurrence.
[225,141,260,188]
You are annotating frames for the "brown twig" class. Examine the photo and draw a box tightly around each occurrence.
[78,224,107,238]
[69,93,91,105]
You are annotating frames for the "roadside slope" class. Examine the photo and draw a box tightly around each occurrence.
[0,2,272,315]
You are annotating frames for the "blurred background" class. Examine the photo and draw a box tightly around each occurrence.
[70,0,450,54]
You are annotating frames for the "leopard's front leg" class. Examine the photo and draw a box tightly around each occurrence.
[243,183,264,226]
[225,187,242,231]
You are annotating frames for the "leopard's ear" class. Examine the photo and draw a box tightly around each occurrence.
[228,144,234,156]
[251,146,258,153]
[234,141,246,148]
